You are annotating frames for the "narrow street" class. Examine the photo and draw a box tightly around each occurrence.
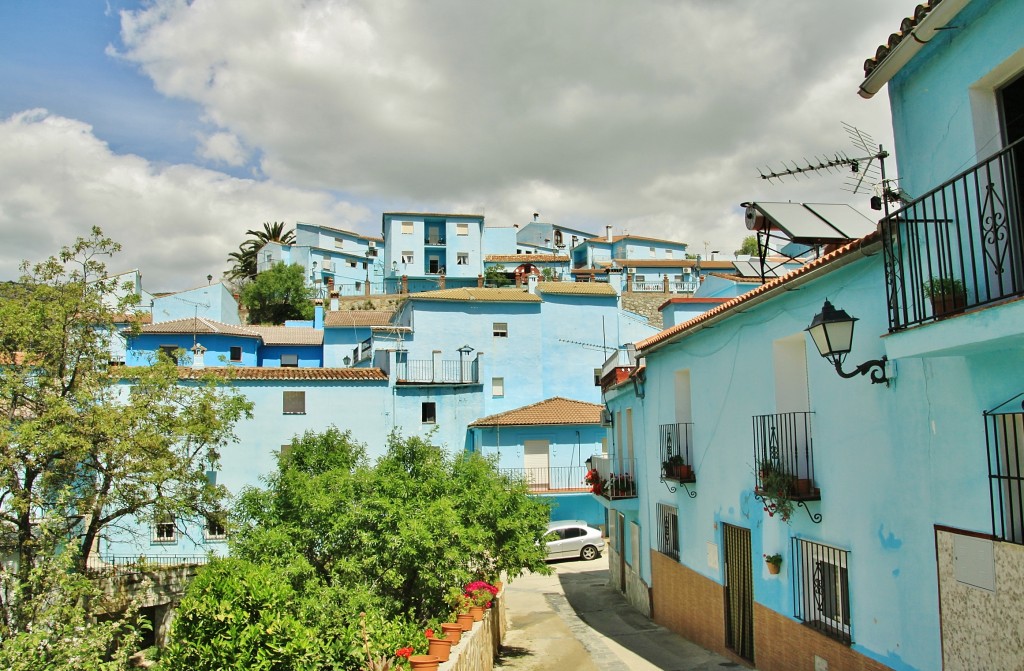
[496,555,747,671]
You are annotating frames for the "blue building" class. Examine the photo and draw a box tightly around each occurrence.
[257,222,382,297]
[381,212,486,292]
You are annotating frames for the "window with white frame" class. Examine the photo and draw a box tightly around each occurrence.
[649,246,656,254]
[657,503,679,559]
[280,353,298,368]
[491,377,504,397]
[204,511,227,541]
[666,249,673,258]
[457,253,468,265]
[493,322,508,338]
[153,514,176,543]
[793,538,850,644]
[634,275,646,283]
[229,346,242,362]
[401,251,414,264]
[283,391,305,414]
[456,223,469,236]
[348,260,357,268]
[335,237,345,249]
[401,221,414,234]
[422,402,436,424]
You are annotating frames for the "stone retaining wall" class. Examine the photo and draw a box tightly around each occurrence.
[441,587,506,671]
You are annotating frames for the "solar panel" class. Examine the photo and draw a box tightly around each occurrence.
[803,203,876,239]
[752,203,848,242]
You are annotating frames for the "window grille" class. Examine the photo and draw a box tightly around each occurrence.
[493,322,508,337]
[792,538,850,644]
[657,503,679,559]
[986,394,1024,543]
[154,515,176,543]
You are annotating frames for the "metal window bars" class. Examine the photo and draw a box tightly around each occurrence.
[792,538,851,644]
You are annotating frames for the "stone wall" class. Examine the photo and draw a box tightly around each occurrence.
[442,587,506,671]
[621,292,667,329]
[94,565,200,646]
[607,546,652,617]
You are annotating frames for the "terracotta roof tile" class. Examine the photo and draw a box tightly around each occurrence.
[409,288,541,303]
[469,397,604,427]
[485,255,568,263]
[248,326,324,345]
[123,366,388,381]
[536,282,617,296]
[707,272,765,284]
[862,2,938,79]
[324,310,396,327]
[585,234,688,246]
[637,231,882,352]
[138,318,259,338]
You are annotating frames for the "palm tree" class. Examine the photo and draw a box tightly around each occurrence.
[225,222,295,282]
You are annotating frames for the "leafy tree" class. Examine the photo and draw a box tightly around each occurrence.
[240,262,314,324]
[225,221,295,283]
[484,264,510,287]
[736,235,759,257]
[0,228,252,632]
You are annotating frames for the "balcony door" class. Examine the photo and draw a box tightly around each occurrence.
[524,440,550,491]
[723,524,754,662]
[999,72,1024,289]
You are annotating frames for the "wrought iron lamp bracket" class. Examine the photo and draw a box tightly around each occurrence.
[833,356,888,386]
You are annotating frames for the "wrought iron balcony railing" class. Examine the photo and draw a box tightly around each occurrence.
[882,137,1024,331]
[589,455,638,500]
[752,412,818,500]
[500,465,590,493]
[660,422,695,483]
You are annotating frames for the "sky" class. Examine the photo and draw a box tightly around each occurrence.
[0,0,915,290]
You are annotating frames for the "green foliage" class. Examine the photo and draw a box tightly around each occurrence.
[483,264,510,287]
[922,276,966,297]
[164,429,550,670]
[240,262,314,324]
[756,460,795,523]
[735,235,759,257]
[541,267,556,281]
[225,222,295,283]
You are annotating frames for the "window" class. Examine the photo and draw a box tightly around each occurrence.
[554,230,563,245]
[428,256,440,274]
[153,515,176,543]
[280,353,298,368]
[205,512,227,541]
[348,260,357,268]
[649,246,656,254]
[492,377,504,397]
[422,402,436,424]
[283,391,306,414]
[457,253,468,265]
[367,246,378,258]
[280,443,293,460]
[657,504,679,559]
[634,275,646,283]
[493,322,508,338]
[229,346,242,362]
[666,249,673,258]
[986,407,1024,543]
[571,235,578,247]
[593,368,602,386]
[401,221,414,234]
[158,345,179,363]
[335,238,344,249]
[793,539,850,644]
[455,223,469,236]
[401,251,414,264]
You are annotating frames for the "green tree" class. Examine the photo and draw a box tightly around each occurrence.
[240,262,314,324]
[225,221,295,283]
[484,263,510,287]
[736,235,759,257]
[0,229,252,632]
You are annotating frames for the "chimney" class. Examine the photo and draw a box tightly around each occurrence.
[191,343,207,369]
[314,305,324,329]
[527,274,538,294]
[533,212,540,221]
[606,225,613,243]
[330,291,339,311]
[607,267,623,296]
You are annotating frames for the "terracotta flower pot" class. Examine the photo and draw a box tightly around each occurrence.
[440,622,462,646]
[456,612,474,631]
[469,605,484,621]
[428,636,452,662]
[409,654,440,671]
[767,561,781,575]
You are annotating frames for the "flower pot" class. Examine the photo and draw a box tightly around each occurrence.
[456,612,474,631]
[428,637,452,662]
[440,622,462,646]
[930,291,967,318]
[409,654,440,671]
[493,580,503,592]
[767,561,781,575]
[676,464,692,480]
[793,478,812,496]
[469,605,484,621]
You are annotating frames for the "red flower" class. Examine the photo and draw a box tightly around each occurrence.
[425,628,434,639]
[395,647,413,658]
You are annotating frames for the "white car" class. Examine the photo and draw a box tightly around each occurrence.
[543,520,604,561]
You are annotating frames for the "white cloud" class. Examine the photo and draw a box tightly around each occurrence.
[0,109,370,289]
[197,131,248,166]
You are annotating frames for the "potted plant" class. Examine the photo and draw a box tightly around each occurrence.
[446,589,475,631]
[424,628,451,663]
[608,472,636,497]
[923,276,967,317]
[584,468,605,494]
[662,454,691,480]
[764,552,783,575]
[755,460,795,523]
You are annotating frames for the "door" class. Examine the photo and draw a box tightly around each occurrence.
[617,512,626,591]
[723,524,754,662]
[524,440,550,491]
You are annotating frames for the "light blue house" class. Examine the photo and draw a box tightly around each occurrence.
[596,2,1024,669]
[515,217,597,255]
[257,223,382,297]
[381,212,485,292]
[151,282,240,325]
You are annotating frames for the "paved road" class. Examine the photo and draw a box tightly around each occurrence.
[496,554,747,671]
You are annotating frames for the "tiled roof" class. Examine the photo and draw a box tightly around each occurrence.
[586,234,687,246]
[138,318,259,338]
[637,231,882,352]
[168,367,388,381]
[862,2,940,79]
[249,326,324,345]
[469,397,604,427]
[536,282,617,296]
[112,312,152,324]
[658,297,733,311]
[707,272,765,284]
[324,310,396,327]
[485,255,568,263]
[409,288,541,303]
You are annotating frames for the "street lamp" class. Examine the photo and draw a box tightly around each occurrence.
[457,344,474,382]
[805,300,888,385]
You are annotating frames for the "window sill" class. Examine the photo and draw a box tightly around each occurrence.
[283,412,307,415]
[151,539,177,545]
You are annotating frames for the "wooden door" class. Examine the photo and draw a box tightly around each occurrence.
[524,440,550,491]
[723,523,754,662]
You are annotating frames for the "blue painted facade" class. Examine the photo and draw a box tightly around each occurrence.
[381,212,485,284]
[515,220,596,254]
[151,283,240,325]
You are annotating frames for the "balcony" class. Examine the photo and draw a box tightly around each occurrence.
[500,465,590,493]
[882,137,1024,332]
[752,412,819,501]
[395,358,479,384]
[660,422,695,483]
[589,455,637,500]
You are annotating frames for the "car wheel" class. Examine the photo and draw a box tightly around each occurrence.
[580,545,599,561]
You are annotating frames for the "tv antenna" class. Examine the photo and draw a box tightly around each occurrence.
[758,122,900,216]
